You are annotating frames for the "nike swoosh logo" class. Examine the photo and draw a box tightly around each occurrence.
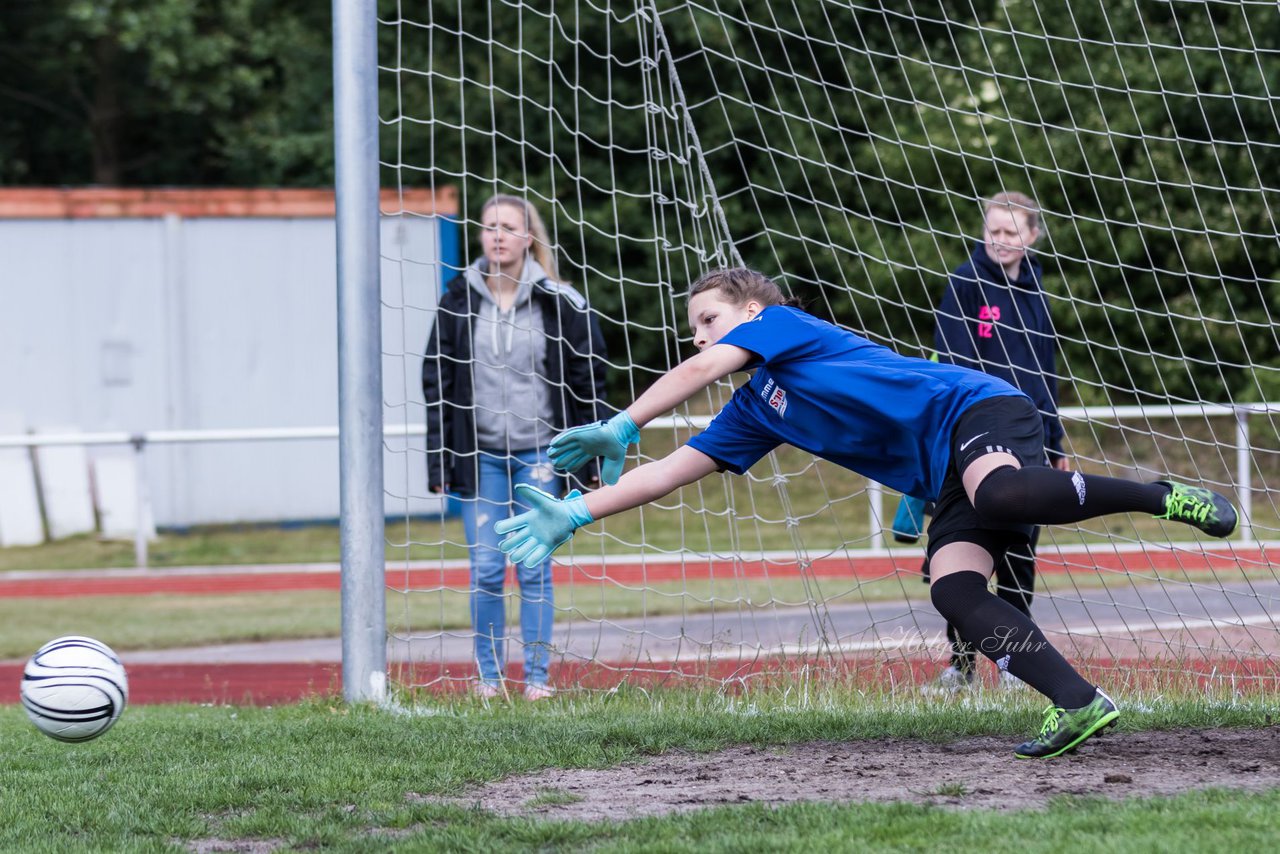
[959,432,990,451]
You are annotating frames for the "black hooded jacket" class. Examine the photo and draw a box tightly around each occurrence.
[935,243,1064,457]
[421,274,608,496]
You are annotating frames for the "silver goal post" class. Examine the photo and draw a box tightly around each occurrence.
[333,0,386,704]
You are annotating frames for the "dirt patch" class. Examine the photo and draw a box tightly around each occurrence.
[185,840,285,854]
[421,727,1280,821]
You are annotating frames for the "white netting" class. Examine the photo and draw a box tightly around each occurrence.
[379,0,1280,694]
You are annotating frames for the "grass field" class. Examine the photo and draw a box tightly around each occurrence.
[2,418,1274,575]
[2,551,1272,662]
[4,560,1268,660]
[1,691,1276,853]
[0,493,1267,576]
[0,428,1275,851]
[0,573,921,659]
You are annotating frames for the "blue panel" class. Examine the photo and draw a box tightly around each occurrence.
[437,213,463,517]
[438,214,462,292]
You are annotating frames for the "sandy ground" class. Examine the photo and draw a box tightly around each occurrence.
[422,726,1280,820]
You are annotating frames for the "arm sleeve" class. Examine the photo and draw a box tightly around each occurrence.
[421,310,454,491]
[564,299,609,424]
[1044,415,1065,459]
[934,274,981,369]
[563,296,610,486]
[716,306,822,366]
[685,394,780,476]
[1038,313,1066,457]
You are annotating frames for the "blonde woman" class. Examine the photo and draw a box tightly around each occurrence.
[927,191,1069,691]
[422,194,607,699]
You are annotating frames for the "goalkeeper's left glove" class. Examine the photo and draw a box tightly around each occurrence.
[547,411,640,485]
[890,494,927,544]
[493,485,594,568]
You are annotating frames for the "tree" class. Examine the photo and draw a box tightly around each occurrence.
[4,0,1273,403]
[0,0,333,185]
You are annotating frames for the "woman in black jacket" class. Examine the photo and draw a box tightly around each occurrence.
[928,190,1069,692]
[422,194,607,700]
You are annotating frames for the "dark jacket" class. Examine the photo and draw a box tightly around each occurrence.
[422,273,608,496]
[935,243,1064,457]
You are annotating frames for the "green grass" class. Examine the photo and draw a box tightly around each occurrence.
[1,498,1267,574]
[0,523,363,572]
[0,592,343,659]
[0,692,1275,852]
[2,423,1275,574]
[2,559,1269,659]
[524,787,586,809]
[0,574,919,659]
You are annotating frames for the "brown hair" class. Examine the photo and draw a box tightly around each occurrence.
[688,267,793,308]
[480,194,563,283]
[984,191,1040,233]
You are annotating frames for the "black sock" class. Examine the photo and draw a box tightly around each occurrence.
[974,466,1168,527]
[931,571,1096,708]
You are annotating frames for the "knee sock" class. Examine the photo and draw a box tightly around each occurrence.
[974,466,1168,527]
[931,571,1096,708]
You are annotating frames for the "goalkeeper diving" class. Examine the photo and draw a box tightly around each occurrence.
[494,267,1238,758]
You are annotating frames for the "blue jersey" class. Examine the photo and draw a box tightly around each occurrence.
[686,306,1025,500]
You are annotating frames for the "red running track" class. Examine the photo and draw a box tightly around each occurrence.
[2,656,1277,706]
[0,545,1265,598]
[1,544,1270,705]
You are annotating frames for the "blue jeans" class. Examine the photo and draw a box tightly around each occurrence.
[459,448,559,685]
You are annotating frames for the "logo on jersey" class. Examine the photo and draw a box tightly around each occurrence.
[767,385,788,417]
[760,377,788,417]
[977,304,1001,338]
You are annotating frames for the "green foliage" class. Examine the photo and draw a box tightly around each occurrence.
[2,1,1275,403]
[0,0,332,185]
[397,0,1277,403]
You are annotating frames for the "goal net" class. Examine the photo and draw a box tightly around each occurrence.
[379,0,1279,697]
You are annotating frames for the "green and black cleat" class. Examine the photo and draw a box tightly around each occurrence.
[1154,481,1238,538]
[1014,690,1120,759]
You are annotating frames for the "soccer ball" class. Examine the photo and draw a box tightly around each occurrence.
[20,636,129,743]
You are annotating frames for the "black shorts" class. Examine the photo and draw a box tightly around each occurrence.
[925,395,1048,560]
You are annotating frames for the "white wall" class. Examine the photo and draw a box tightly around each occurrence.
[0,214,446,527]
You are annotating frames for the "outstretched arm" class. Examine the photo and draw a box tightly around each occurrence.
[584,445,720,518]
[495,446,721,566]
[550,343,753,484]
[627,343,753,425]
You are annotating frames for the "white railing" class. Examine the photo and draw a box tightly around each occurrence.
[0,403,1274,566]
[654,403,1275,554]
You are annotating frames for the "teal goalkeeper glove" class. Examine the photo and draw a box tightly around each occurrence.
[548,411,640,485]
[890,495,927,544]
[493,485,594,568]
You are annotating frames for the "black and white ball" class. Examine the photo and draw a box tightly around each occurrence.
[20,636,129,742]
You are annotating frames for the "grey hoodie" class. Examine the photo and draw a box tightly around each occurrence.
[465,257,557,451]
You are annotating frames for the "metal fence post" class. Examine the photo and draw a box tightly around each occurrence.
[866,481,887,554]
[130,435,150,569]
[1236,407,1254,544]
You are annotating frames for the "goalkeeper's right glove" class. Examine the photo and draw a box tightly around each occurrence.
[547,411,640,485]
[494,485,594,568]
